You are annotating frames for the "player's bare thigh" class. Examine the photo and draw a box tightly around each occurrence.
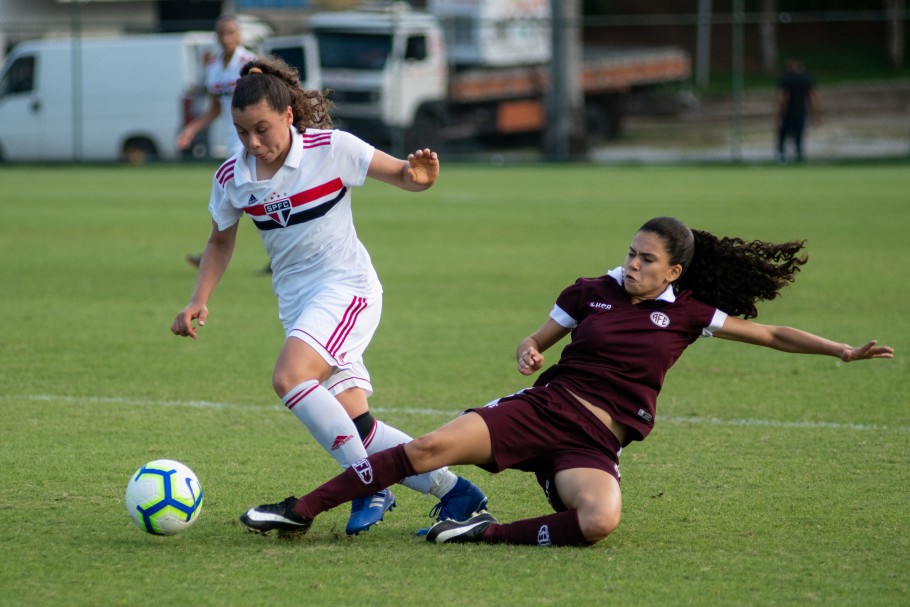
[404,412,494,474]
[554,467,622,542]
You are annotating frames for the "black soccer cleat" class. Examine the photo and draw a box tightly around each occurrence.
[240,496,312,535]
[426,511,498,544]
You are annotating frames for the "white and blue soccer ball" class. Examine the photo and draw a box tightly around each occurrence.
[125,459,203,535]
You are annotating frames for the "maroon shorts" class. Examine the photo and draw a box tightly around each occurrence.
[467,384,622,513]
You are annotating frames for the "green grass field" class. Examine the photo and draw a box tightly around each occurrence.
[1,161,907,606]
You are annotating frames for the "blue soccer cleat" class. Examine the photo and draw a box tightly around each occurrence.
[346,489,396,535]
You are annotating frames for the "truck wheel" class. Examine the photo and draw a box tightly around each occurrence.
[123,138,159,165]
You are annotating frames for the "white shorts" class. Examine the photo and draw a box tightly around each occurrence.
[286,285,382,398]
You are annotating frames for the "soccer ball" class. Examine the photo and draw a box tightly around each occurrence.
[125,459,204,535]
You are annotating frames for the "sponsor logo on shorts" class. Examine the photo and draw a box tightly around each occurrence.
[637,408,653,423]
[331,434,353,450]
[650,311,670,328]
[352,459,373,484]
[537,524,551,546]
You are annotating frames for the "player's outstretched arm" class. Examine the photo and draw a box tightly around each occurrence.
[714,316,894,362]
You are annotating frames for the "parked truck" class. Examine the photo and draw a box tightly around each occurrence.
[285,1,691,149]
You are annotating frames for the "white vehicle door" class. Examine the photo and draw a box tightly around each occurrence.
[0,52,50,160]
[392,31,445,129]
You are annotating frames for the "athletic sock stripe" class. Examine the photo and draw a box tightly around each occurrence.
[362,420,378,449]
[283,383,319,410]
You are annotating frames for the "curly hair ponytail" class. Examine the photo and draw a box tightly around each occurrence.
[640,217,808,319]
[232,56,333,130]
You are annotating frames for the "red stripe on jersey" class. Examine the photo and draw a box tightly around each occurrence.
[302,132,332,148]
[243,177,343,217]
[326,297,367,356]
[216,159,236,185]
[284,382,320,410]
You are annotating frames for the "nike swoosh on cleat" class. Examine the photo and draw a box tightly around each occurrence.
[435,520,489,543]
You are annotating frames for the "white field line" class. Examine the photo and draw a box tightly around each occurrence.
[13,394,910,433]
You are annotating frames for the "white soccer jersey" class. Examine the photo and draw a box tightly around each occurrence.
[204,46,257,157]
[209,128,379,330]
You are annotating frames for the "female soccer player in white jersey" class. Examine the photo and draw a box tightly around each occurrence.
[238,216,893,546]
[171,56,487,535]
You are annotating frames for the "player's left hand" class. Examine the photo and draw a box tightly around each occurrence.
[841,340,894,362]
[406,148,439,186]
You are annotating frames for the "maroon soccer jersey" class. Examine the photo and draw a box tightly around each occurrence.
[534,269,725,443]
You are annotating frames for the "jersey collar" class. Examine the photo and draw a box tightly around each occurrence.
[284,127,304,169]
[607,266,676,303]
[234,127,302,185]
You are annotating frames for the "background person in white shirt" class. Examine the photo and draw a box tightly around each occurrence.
[180,15,258,270]
[177,14,257,159]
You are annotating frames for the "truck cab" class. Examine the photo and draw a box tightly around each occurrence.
[308,4,447,148]
[259,33,322,92]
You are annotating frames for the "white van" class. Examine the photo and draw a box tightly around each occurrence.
[0,32,215,162]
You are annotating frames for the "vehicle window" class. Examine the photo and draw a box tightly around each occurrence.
[316,33,392,70]
[269,47,308,83]
[0,55,36,98]
[405,35,427,62]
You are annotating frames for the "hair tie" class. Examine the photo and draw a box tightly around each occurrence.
[249,67,263,74]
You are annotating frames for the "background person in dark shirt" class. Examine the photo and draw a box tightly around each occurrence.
[776,55,821,163]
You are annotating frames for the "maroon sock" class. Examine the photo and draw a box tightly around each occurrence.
[483,509,593,547]
[293,443,416,519]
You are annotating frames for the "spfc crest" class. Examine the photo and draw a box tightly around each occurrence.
[264,199,293,226]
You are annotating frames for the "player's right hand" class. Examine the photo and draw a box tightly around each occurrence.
[517,347,544,376]
[171,304,207,339]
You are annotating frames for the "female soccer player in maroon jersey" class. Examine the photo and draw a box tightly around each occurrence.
[240,216,893,547]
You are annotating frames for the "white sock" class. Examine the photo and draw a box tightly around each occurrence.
[282,380,368,469]
[364,419,458,498]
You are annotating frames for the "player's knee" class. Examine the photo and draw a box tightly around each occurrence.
[271,368,316,397]
[271,370,293,396]
[577,503,621,543]
[403,433,446,472]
